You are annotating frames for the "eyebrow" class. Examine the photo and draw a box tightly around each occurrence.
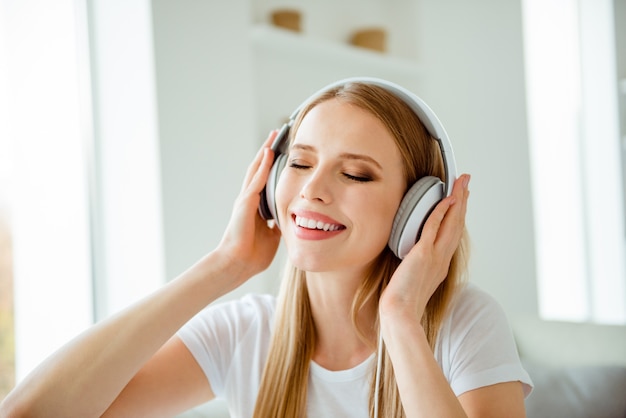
[290,143,383,170]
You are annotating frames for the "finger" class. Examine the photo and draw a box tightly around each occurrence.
[249,147,275,192]
[262,129,279,148]
[419,174,470,246]
[419,194,455,245]
[242,130,278,187]
[459,175,470,216]
[446,174,470,225]
[434,174,470,248]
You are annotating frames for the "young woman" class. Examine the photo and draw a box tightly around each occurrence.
[0,78,532,418]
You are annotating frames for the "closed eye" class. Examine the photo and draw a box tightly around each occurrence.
[288,161,310,170]
[343,173,372,183]
[288,156,373,182]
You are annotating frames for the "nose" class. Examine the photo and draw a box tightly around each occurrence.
[299,167,332,203]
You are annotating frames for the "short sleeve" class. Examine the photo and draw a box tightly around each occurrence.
[435,284,534,397]
[176,294,275,398]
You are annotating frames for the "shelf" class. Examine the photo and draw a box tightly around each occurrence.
[250,25,422,80]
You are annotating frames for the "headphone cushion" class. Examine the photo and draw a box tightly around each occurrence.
[389,176,444,259]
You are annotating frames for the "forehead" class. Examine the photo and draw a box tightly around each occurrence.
[292,99,402,160]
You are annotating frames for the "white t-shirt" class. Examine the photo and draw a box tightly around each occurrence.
[177,283,533,417]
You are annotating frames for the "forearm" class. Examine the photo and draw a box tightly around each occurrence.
[0,249,245,418]
[382,314,467,418]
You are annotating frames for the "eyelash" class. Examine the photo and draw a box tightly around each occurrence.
[288,162,372,183]
[343,173,372,183]
[289,162,309,170]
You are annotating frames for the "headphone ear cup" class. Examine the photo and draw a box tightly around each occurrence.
[258,123,291,222]
[263,153,288,227]
[389,176,445,259]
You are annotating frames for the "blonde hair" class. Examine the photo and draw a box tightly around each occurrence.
[253,82,470,417]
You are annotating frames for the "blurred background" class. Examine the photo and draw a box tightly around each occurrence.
[1,0,625,414]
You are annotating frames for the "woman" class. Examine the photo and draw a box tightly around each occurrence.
[0,78,532,417]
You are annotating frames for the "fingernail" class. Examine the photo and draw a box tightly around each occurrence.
[463,174,471,189]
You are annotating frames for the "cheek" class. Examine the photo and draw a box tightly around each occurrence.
[355,189,403,239]
[378,199,403,236]
[381,190,406,236]
[376,183,404,216]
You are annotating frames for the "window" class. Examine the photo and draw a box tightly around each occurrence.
[0,3,14,398]
[0,0,164,385]
[522,0,626,324]
[1,0,95,381]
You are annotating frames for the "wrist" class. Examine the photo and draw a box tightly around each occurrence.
[379,292,425,323]
[380,305,423,337]
[380,311,429,360]
[183,249,252,299]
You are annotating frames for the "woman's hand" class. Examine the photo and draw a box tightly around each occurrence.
[216,131,282,283]
[380,174,470,322]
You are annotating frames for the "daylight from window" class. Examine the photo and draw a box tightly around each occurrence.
[522,0,626,324]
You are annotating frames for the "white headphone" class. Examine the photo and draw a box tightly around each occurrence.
[258,77,457,259]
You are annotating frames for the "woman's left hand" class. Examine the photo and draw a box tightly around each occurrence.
[380,174,470,322]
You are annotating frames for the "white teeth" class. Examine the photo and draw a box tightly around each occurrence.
[295,215,341,231]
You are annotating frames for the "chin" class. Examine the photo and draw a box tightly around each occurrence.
[284,238,388,274]
[287,253,328,273]
[284,247,339,272]
[287,251,377,276]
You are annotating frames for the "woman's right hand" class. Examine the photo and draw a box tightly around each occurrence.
[216,131,282,284]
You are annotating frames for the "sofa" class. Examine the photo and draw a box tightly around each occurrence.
[514,316,626,418]
[523,359,626,418]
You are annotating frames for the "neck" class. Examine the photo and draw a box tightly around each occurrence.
[305,270,378,371]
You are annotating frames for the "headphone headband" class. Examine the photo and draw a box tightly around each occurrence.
[271,77,457,196]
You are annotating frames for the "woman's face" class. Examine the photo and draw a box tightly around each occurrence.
[275,98,406,274]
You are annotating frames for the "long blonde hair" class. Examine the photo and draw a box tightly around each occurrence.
[253,82,470,417]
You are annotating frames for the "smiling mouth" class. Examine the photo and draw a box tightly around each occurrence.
[294,215,345,231]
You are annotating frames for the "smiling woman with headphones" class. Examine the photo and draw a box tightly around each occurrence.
[0,78,532,418]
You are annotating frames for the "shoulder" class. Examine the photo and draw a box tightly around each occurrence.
[178,293,276,345]
[176,294,277,400]
[199,293,276,330]
[437,282,518,366]
[445,283,509,332]
[213,293,277,317]
[437,283,533,397]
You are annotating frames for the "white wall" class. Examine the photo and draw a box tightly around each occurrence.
[617,0,626,202]
[415,0,538,317]
[151,0,282,300]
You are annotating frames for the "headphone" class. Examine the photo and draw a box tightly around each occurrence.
[258,77,457,259]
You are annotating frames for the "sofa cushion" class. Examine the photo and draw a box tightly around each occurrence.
[523,360,626,418]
